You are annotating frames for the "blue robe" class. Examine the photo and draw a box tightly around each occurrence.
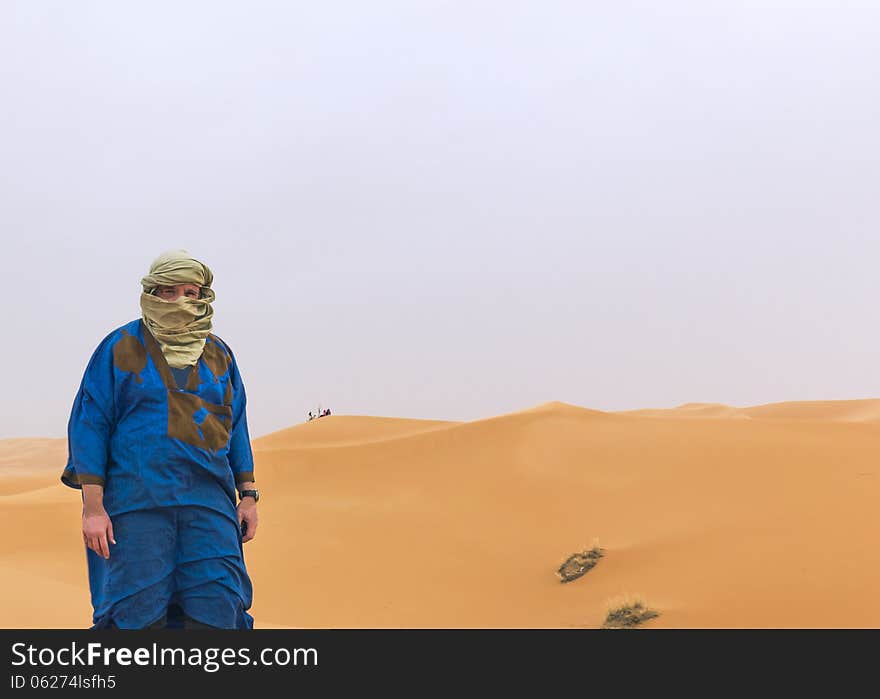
[61,319,255,629]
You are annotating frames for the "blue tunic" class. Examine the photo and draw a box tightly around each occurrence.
[61,318,255,629]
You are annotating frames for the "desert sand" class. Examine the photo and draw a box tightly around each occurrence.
[2,399,878,628]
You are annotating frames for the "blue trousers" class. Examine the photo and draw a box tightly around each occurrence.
[88,505,254,630]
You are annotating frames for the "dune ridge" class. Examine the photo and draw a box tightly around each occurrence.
[2,398,878,628]
[618,398,880,422]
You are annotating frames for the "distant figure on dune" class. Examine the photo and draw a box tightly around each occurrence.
[321,408,331,417]
[307,411,315,421]
[61,249,259,630]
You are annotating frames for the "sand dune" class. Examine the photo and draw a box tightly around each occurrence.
[256,415,459,449]
[741,398,880,422]
[620,398,880,422]
[620,402,753,419]
[2,399,879,628]
[0,438,68,496]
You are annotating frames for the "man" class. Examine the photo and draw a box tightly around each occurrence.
[61,249,258,629]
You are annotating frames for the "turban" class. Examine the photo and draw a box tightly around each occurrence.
[140,249,214,292]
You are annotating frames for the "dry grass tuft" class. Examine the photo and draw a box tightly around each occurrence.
[557,542,604,583]
[601,594,659,628]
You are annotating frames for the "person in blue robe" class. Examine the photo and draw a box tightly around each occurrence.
[61,250,259,630]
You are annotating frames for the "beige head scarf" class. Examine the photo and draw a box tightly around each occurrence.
[140,249,216,368]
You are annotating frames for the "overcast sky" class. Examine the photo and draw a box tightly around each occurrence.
[2,1,879,439]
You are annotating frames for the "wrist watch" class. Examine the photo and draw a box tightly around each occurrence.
[238,488,259,503]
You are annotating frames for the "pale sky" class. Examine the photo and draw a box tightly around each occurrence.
[2,1,879,439]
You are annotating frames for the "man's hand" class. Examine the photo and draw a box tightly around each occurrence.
[81,483,114,559]
[237,498,258,543]
[82,507,115,559]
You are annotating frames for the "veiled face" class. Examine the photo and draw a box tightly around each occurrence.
[153,284,202,301]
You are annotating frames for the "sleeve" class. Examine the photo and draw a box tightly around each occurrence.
[226,347,255,486]
[61,334,117,489]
